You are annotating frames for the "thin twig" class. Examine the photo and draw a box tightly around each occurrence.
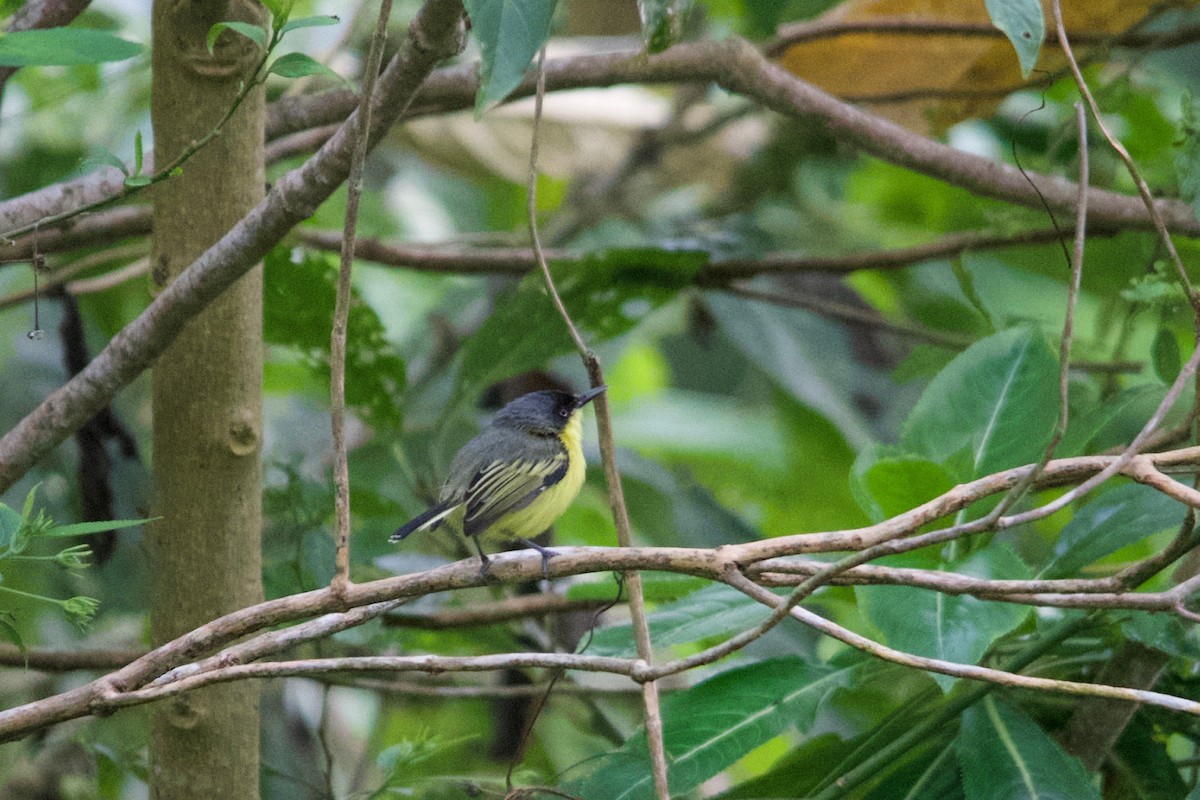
[330,0,394,595]
[1051,0,1195,303]
[763,12,1194,57]
[0,245,147,311]
[1000,344,1200,528]
[724,571,1200,714]
[972,101,1092,523]
[525,45,670,800]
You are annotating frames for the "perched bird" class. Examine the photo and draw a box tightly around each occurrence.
[391,386,606,576]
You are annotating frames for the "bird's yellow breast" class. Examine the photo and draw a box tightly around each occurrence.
[480,410,586,543]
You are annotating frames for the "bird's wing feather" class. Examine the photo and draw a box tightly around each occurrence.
[462,453,569,538]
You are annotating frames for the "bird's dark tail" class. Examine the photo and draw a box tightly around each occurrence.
[390,501,457,542]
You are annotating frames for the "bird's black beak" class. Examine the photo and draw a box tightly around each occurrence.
[575,385,607,408]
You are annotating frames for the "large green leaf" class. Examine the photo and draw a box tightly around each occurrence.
[984,0,1044,77]
[458,248,705,392]
[1039,483,1183,579]
[0,28,142,66]
[1057,384,1164,457]
[851,447,957,524]
[266,247,406,428]
[585,583,775,658]
[958,697,1099,800]
[464,0,559,112]
[567,658,848,800]
[901,327,1059,479]
[858,545,1031,691]
[715,733,855,799]
[862,741,963,800]
[705,292,878,448]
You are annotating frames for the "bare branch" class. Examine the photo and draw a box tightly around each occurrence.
[526,45,669,799]
[725,571,1200,715]
[330,0,394,595]
[1052,0,1196,301]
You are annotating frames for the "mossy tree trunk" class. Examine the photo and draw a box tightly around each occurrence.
[148,1,266,797]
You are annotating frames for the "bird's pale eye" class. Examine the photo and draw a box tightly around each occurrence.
[559,408,570,418]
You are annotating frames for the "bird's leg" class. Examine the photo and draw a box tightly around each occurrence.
[520,538,558,581]
[472,538,492,577]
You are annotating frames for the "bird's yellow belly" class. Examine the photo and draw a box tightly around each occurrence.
[480,416,585,543]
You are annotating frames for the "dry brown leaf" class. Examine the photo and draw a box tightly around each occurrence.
[775,0,1191,133]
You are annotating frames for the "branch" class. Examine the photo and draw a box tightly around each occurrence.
[526,46,669,798]
[0,644,143,671]
[762,13,1200,57]
[95,654,639,709]
[0,0,468,494]
[724,571,1200,714]
[383,593,611,628]
[330,0,394,594]
[288,41,1200,234]
[295,224,1126,280]
[4,444,1200,740]
[7,28,1199,257]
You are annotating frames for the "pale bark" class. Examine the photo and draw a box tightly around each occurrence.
[148,1,266,797]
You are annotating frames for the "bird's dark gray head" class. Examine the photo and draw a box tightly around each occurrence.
[491,386,606,436]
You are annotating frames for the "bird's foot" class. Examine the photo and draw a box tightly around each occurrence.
[521,539,558,581]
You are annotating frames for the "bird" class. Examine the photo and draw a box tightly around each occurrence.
[391,385,607,577]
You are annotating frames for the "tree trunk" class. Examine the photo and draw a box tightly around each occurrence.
[148,1,265,797]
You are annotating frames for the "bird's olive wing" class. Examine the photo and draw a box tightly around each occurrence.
[462,453,568,538]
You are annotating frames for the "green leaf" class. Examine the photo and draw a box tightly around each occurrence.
[705,292,876,449]
[638,0,685,54]
[260,0,293,27]
[567,658,848,800]
[280,15,340,37]
[123,175,152,188]
[850,447,956,524]
[1057,385,1164,457]
[1121,613,1200,660]
[0,28,142,66]
[858,545,1031,691]
[20,484,38,523]
[1152,327,1181,383]
[132,129,144,176]
[78,150,129,177]
[265,248,406,428]
[463,0,559,112]
[567,572,707,603]
[984,0,1044,77]
[1108,716,1190,800]
[206,21,267,54]
[459,248,704,393]
[585,583,776,658]
[0,503,19,553]
[715,733,856,799]
[901,327,1059,479]
[268,52,342,81]
[40,517,156,538]
[958,696,1099,800]
[862,741,962,800]
[1040,484,1183,579]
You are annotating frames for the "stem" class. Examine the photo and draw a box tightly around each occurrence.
[330,0,394,595]
[525,45,670,800]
